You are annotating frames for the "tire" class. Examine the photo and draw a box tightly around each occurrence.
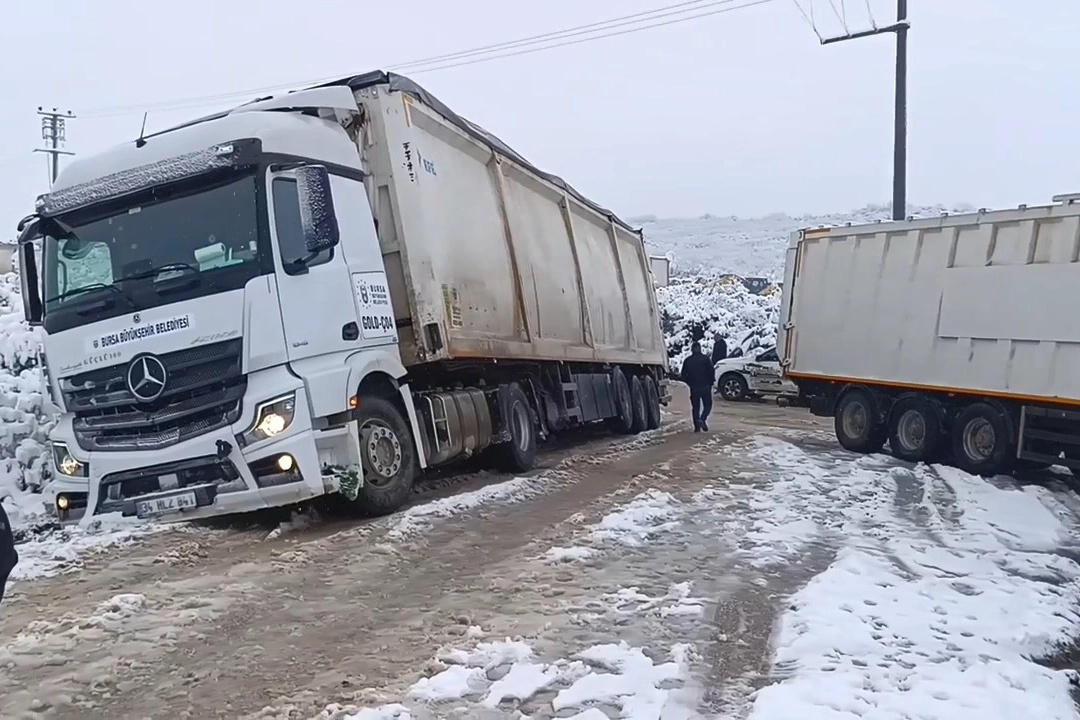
[644,376,662,431]
[834,388,886,454]
[351,396,418,516]
[607,367,635,434]
[718,373,749,402]
[629,375,648,434]
[887,395,945,463]
[495,383,538,473]
[951,402,1014,477]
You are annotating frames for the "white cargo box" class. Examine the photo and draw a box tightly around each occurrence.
[346,73,666,370]
[778,198,1080,406]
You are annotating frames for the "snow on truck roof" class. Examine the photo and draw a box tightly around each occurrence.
[64,70,639,235]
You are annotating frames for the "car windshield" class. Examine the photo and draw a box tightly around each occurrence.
[42,173,260,314]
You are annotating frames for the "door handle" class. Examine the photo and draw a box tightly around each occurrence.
[342,322,359,341]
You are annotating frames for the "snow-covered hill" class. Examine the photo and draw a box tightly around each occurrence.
[636,202,973,279]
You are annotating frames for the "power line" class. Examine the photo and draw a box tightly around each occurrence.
[82,0,773,119]
[390,0,740,71]
[396,0,776,74]
[83,0,736,117]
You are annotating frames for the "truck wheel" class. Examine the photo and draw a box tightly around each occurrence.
[719,373,748,401]
[644,376,662,430]
[887,395,944,463]
[607,367,635,434]
[834,388,886,454]
[351,396,418,516]
[629,375,648,434]
[951,402,1013,477]
[495,383,537,473]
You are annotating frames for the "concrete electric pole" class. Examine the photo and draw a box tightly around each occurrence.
[821,0,910,221]
[34,107,76,186]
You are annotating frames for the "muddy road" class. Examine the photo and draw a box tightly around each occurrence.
[0,394,829,719]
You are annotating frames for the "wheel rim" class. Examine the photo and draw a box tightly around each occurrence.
[361,421,403,485]
[511,401,531,452]
[962,418,996,463]
[723,378,742,398]
[841,401,869,439]
[896,409,926,452]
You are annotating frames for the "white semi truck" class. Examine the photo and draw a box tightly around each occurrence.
[778,195,1080,476]
[16,71,668,523]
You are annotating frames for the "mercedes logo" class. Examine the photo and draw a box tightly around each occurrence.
[126,354,168,403]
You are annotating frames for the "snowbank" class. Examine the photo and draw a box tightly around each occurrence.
[0,268,51,526]
[657,275,780,369]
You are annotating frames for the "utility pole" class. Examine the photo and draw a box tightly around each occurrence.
[822,1,909,221]
[34,107,76,186]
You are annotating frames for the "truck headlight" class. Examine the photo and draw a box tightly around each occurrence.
[241,394,296,445]
[51,442,88,478]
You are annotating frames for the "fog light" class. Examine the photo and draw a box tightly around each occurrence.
[56,494,70,511]
[276,454,295,472]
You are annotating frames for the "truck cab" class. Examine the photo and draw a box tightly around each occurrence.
[19,89,417,523]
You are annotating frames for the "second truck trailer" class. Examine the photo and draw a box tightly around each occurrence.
[779,195,1080,477]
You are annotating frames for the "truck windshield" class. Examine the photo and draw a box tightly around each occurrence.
[42,173,261,317]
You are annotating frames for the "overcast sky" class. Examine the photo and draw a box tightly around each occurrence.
[1,0,1076,233]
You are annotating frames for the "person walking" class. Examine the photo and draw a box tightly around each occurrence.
[711,332,728,364]
[0,500,16,606]
[680,341,716,432]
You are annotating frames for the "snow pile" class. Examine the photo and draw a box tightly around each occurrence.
[636,202,972,279]
[401,637,691,717]
[544,487,684,562]
[0,268,51,523]
[657,275,780,368]
[712,436,1080,720]
[9,514,165,581]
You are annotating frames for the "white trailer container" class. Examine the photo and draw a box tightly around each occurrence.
[17,71,668,524]
[649,256,670,288]
[778,195,1080,476]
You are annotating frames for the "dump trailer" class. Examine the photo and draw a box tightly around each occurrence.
[16,71,668,524]
[778,194,1080,476]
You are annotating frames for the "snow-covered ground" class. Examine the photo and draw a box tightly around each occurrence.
[284,429,1080,720]
[2,201,1080,720]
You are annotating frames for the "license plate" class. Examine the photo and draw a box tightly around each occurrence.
[136,491,197,518]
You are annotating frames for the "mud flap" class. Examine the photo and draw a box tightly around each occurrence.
[315,419,364,500]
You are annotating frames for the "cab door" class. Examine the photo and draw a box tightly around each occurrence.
[266,168,358,362]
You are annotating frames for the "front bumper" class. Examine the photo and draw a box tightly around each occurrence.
[47,372,358,525]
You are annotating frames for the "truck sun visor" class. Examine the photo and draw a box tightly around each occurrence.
[35,138,262,218]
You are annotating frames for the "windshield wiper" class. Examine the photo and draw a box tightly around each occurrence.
[45,283,134,306]
[119,262,203,297]
[116,262,200,283]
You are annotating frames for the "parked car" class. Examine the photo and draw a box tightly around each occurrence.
[715,346,799,401]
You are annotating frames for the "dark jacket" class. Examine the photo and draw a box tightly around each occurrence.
[711,339,728,364]
[680,351,716,389]
[0,501,16,605]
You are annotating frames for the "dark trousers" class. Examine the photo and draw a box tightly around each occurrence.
[0,502,16,606]
[690,385,714,430]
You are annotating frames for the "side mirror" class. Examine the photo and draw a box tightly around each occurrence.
[296,165,340,254]
[18,239,43,326]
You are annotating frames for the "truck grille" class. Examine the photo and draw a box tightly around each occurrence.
[61,339,246,452]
